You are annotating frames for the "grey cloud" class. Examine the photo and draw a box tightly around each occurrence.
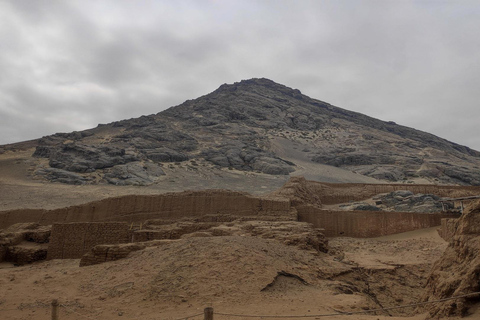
[1,0,480,152]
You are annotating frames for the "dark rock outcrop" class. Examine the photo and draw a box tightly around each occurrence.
[48,143,137,173]
[103,162,165,186]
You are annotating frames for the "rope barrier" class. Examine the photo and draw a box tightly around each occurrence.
[214,291,480,318]
[173,312,204,320]
[2,291,480,319]
[0,308,23,312]
[60,304,100,320]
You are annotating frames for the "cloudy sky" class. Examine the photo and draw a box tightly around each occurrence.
[1,1,480,150]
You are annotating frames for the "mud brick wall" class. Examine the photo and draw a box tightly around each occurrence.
[297,206,459,238]
[133,230,171,242]
[2,185,479,229]
[47,222,130,259]
[0,190,293,229]
[438,218,458,241]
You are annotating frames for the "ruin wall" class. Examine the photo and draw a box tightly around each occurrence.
[0,190,292,229]
[297,206,459,238]
[47,222,130,259]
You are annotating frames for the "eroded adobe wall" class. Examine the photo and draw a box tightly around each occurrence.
[0,190,292,229]
[79,243,147,267]
[0,209,46,230]
[47,222,130,259]
[297,205,458,238]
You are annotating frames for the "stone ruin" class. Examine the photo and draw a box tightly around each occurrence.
[0,223,50,266]
[0,177,473,269]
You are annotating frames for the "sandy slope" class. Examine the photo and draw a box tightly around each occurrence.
[0,149,289,210]
[0,144,378,211]
[269,136,381,184]
[0,227,466,320]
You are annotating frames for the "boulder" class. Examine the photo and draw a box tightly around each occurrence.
[202,145,294,175]
[143,148,189,162]
[35,167,91,185]
[48,143,138,173]
[103,162,165,186]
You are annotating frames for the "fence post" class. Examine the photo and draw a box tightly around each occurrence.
[204,307,213,320]
[51,299,59,320]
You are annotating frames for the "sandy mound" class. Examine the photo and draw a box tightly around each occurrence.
[0,236,350,319]
[0,233,442,320]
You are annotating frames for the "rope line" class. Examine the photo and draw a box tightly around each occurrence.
[214,291,480,318]
[173,312,204,320]
[60,304,100,320]
[2,291,480,319]
[0,308,23,312]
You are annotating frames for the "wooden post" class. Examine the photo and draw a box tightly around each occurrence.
[204,307,213,320]
[51,299,59,320]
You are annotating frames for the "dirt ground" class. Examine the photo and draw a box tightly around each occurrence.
[2,149,479,320]
[0,227,468,320]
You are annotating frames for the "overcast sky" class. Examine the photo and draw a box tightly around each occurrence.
[1,1,480,150]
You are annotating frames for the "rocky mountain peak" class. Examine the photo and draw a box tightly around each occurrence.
[16,78,480,186]
[214,78,303,95]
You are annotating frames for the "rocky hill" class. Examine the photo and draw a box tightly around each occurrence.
[4,78,480,186]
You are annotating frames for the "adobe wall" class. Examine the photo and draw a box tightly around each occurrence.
[47,222,130,259]
[0,209,46,230]
[0,190,292,229]
[297,206,459,238]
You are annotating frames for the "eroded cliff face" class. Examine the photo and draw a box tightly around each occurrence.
[422,200,480,318]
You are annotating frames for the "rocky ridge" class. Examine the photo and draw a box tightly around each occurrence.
[12,78,480,186]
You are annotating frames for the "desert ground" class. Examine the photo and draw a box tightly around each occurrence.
[0,227,450,320]
[1,146,479,320]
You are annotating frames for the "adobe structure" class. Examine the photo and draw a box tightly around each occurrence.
[1,177,478,266]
